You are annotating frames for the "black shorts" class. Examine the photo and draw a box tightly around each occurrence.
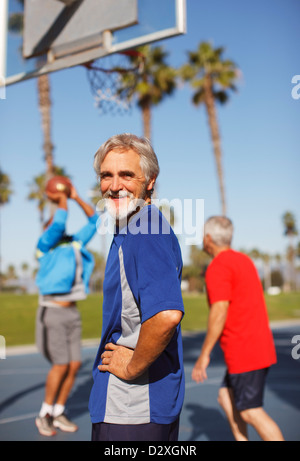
[91,418,179,442]
[221,368,269,412]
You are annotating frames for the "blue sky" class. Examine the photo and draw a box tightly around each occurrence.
[0,0,299,275]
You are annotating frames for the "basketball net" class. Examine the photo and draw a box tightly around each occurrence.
[83,51,145,115]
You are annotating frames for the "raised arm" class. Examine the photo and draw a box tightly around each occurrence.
[70,185,95,218]
[37,192,68,253]
[69,185,98,246]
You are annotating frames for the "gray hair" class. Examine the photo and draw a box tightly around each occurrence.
[93,133,160,184]
[204,216,233,247]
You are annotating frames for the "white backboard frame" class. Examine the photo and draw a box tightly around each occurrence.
[1,0,186,87]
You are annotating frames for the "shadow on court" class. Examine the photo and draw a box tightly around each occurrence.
[0,324,299,441]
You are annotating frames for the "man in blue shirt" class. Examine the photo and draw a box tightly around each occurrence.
[35,184,98,437]
[89,134,185,441]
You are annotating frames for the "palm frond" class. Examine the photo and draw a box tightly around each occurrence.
[181,41,239,107]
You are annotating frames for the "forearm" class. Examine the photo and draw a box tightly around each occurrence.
[74,195,95,218]
[99,309,183,381]
[192,301,229,383]
[201,302,228,356]
[57,194,68,210]
[127,310,183,379]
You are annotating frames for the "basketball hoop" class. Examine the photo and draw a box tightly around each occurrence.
[83,50,145,116]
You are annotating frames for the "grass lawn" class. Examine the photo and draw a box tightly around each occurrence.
[0,292,299,347]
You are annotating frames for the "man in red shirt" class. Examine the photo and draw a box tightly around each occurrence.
[192,216,284,441]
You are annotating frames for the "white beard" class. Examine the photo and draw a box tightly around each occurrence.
[103,191,147,223]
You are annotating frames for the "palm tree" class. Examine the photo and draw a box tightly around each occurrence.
[118,45,177,140]
[89,250,106,292]
[183,245,212,292]
[28,166,70,229]
[89,183,102,207]
[6,264,17,281]
[21,262,29,277]
[261,252,271,292]
[0,169,13,289]
[37,74,55,181]
[282,211,298,290]
[27,174,48,229]
[0,169,13,206]
[248,248,261,262]
[282,211,298,238]
[8,1,55,182]
[180,42,239,216]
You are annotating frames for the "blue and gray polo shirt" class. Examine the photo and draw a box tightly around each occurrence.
[89,204,185,425]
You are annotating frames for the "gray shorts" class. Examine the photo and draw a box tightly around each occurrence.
[36,306,82,365]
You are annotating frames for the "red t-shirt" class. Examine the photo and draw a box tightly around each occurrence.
[205,249,277,374]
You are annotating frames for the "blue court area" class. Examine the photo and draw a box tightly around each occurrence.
[0,323,299,441]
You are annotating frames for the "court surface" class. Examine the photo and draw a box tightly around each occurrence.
[0,323,299,441]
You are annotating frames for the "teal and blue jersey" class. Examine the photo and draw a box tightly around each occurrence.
[36,208,98,295]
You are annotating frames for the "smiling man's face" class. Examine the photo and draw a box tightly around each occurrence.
[99,149,155,222]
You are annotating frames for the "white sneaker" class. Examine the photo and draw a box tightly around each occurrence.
[35,414,57,437]
[53,414,78,433]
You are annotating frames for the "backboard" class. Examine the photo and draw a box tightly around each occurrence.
[1,0,186,87]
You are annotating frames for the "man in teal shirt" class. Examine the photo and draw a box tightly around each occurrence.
[35,184,98,437]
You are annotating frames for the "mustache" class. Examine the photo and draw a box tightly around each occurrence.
[102,190,134,200]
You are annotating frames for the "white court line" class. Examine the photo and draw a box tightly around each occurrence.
[1,376,298,426]
[0,382,221,426]
[0,368,48,376]
[0,412,38,425]
[0,403,88,425]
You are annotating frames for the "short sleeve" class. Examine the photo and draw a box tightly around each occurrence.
[205,260,233,305]
[135,232,184,323]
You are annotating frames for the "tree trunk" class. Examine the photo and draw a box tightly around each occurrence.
[37,74,54,182]
[142,102,151,141]
[204,76,227,216]
[37,74,56,219]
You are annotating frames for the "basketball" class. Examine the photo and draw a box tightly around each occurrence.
[45,176,72,197]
